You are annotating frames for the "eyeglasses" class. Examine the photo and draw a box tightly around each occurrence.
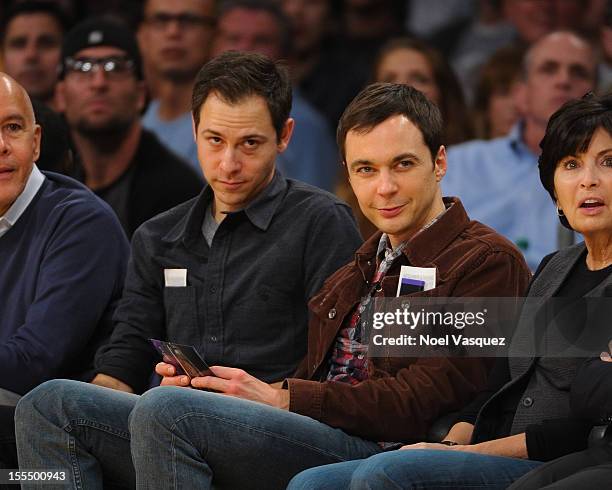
[145,13,216,31]
[64,56,135,80]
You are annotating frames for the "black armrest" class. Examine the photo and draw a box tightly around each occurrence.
[427,412,458,442]
[588,423,612,447]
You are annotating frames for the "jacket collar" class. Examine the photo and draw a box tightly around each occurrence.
[355,197,470,268]
[162,170,287,244]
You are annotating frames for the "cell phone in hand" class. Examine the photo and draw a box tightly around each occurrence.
[149,339,214,378]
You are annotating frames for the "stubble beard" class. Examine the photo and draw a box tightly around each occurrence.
[74,115,134,155]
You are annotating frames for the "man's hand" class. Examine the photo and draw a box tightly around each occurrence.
[91,373,134,393]
[156,362,191,387]
[600,340,612,362]
[191,366,290,409]
[400,442,457,451]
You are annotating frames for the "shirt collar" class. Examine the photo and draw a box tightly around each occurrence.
[508,120,538,160]
[0,165,45,236]
[163,171,287,244]
[242,171,287,230]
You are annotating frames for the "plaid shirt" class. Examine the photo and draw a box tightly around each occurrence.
[327,234,407,384]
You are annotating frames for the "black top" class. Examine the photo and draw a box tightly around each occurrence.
[94,172,363,393]
[571,357,612,423]
[73,129,203,237]
[457,251,612,461]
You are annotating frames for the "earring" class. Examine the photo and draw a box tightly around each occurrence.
[557,207,565,217]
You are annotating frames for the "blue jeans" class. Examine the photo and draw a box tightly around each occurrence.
[287,449,543,489]
[15,379,381,489]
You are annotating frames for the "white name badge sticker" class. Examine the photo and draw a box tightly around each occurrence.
[164,268,187,287]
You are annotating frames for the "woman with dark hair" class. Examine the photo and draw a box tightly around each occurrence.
[290,93,612,489]
[373,37,473,146]
[336,37,473,239]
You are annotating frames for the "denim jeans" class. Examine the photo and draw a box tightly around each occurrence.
[15,379,381,489]
[15,380,137,489]
[287,449,543,489]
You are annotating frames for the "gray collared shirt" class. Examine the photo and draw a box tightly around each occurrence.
[0,165,44,238]
[96,172,363,391]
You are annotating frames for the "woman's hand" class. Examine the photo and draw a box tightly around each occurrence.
[400,442,459,451]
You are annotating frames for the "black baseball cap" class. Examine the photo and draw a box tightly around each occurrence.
[60,17,143,80]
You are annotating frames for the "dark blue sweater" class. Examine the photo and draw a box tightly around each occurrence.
[0,172,129,394]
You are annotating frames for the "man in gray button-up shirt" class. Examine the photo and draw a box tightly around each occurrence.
[91,51,361,394]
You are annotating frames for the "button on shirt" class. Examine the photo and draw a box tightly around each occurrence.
[442,123,560,270]
[95,172,363,393]
[0,165,45,238]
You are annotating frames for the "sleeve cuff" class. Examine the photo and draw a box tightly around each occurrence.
[287,378,324,420]
[95,364,146,394]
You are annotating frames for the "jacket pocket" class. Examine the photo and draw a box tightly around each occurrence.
[163,286,198,344]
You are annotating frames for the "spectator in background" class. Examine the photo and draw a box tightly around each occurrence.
[443,31,596,270]
[57,17,202,238]
[432,0,587,102]
[598,4,612,93]
[0,72,129,465]
[31,99,73,173]
[502,0,585,45]
[373,38,473,146]
[1,1,69,111]
[405,0,476,40]
[341,0,404,46]
[338,36,472,239]
[139,0,216,171]
[281,0,371,130]
[472,45,524,139]
[430,0,516,102]
[211,0,338,192]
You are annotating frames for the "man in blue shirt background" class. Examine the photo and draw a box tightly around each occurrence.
[442,31,596,270]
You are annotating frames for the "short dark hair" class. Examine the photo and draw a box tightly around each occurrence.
[2,1,70,44]
[218,0,293,57]
[191,51,292,139]
[337,82,443,163]
[539,93,612,229]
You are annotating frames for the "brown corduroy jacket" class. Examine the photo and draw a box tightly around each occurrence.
[286,197,531,442]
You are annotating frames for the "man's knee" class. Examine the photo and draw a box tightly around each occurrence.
[16,379,83,427]
[129,386,190,434]
[349,451,427,488]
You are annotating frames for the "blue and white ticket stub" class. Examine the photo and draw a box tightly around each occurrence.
[396,266,436,296]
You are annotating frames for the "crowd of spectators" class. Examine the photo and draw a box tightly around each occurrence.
[1,0,610,261]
